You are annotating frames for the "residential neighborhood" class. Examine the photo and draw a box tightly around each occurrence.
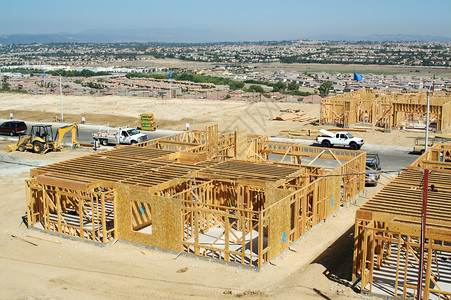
[1,65,449,102]
[0,41,450,101]
[1,40,449,66]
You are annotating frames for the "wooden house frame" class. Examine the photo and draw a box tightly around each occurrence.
[353,143,451,299]
[320,90,451,131]
[25,125,366,269]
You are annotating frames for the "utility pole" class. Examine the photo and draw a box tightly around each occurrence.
[42,70,46,94]
[416,168,429,300]
[424,76,435,152]
[169,70,172,100]
[60,75,64,122]
[424,88,430,152]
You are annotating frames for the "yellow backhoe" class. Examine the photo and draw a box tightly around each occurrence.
[7,123,79,154]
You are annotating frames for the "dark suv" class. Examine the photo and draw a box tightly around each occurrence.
[0,121,27,136]
[365,153,381,187]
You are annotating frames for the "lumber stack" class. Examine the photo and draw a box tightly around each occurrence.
[273,112,305,121]
[273,110,318,123]
[292,115,318,123]
[139,113,157,131]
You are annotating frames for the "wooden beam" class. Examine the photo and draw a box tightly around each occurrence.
[308,150,326,166]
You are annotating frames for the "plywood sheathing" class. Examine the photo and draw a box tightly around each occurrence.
[235,128,248,160]
[115,184,182,252]
[268,189,292,260]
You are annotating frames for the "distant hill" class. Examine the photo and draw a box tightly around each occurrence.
[0,33,78,44]
[0,29,450,44]
[310,33,451,43]
[0,28,238,44]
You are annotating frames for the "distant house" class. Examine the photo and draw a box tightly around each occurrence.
[332,85,345,94]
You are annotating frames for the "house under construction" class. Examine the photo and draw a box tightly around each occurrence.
[320,90,451,131]
[25,125,366,268]
[353,142,451,299]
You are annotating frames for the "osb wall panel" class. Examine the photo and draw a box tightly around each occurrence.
[115,184,182,252]
[263,182,278,208]
[268,195,291,261]
[235,128,248,160]
[442,101,451,130]
[324,168,341,217]
[276,188,294,204]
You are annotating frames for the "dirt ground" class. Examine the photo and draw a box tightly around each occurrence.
[0,93,439,148]
[0,92,423,299]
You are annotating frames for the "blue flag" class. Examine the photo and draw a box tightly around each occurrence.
[168,71,172,79]
[41,71,46,78]
[353,73,363,82]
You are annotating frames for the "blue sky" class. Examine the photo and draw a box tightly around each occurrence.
[1,0,450,40]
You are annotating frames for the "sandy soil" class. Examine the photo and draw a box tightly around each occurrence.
[0,93,438,148]
[0,141,382,299]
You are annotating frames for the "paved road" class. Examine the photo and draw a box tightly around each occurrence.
[1,119,179,144]
[2,119,420,174]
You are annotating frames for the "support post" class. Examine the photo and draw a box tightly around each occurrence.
[416,168,429,300]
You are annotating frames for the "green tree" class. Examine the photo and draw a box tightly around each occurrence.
[247,85,265,93]
[272,81,286,92]
[287,81,299,91]
[319,81,333,97]
[228,81,245,90]
[1,76,10,91]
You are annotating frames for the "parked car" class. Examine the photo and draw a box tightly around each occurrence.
[92,127,148,146]
[365,153,381,187]
[0,121,27,136]
[316,129,364,150]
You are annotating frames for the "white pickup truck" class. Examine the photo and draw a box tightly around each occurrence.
[316,129,364,150]
[93,127,148,146]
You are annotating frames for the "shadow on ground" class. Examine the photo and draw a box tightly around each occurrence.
[311,225,360,292]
